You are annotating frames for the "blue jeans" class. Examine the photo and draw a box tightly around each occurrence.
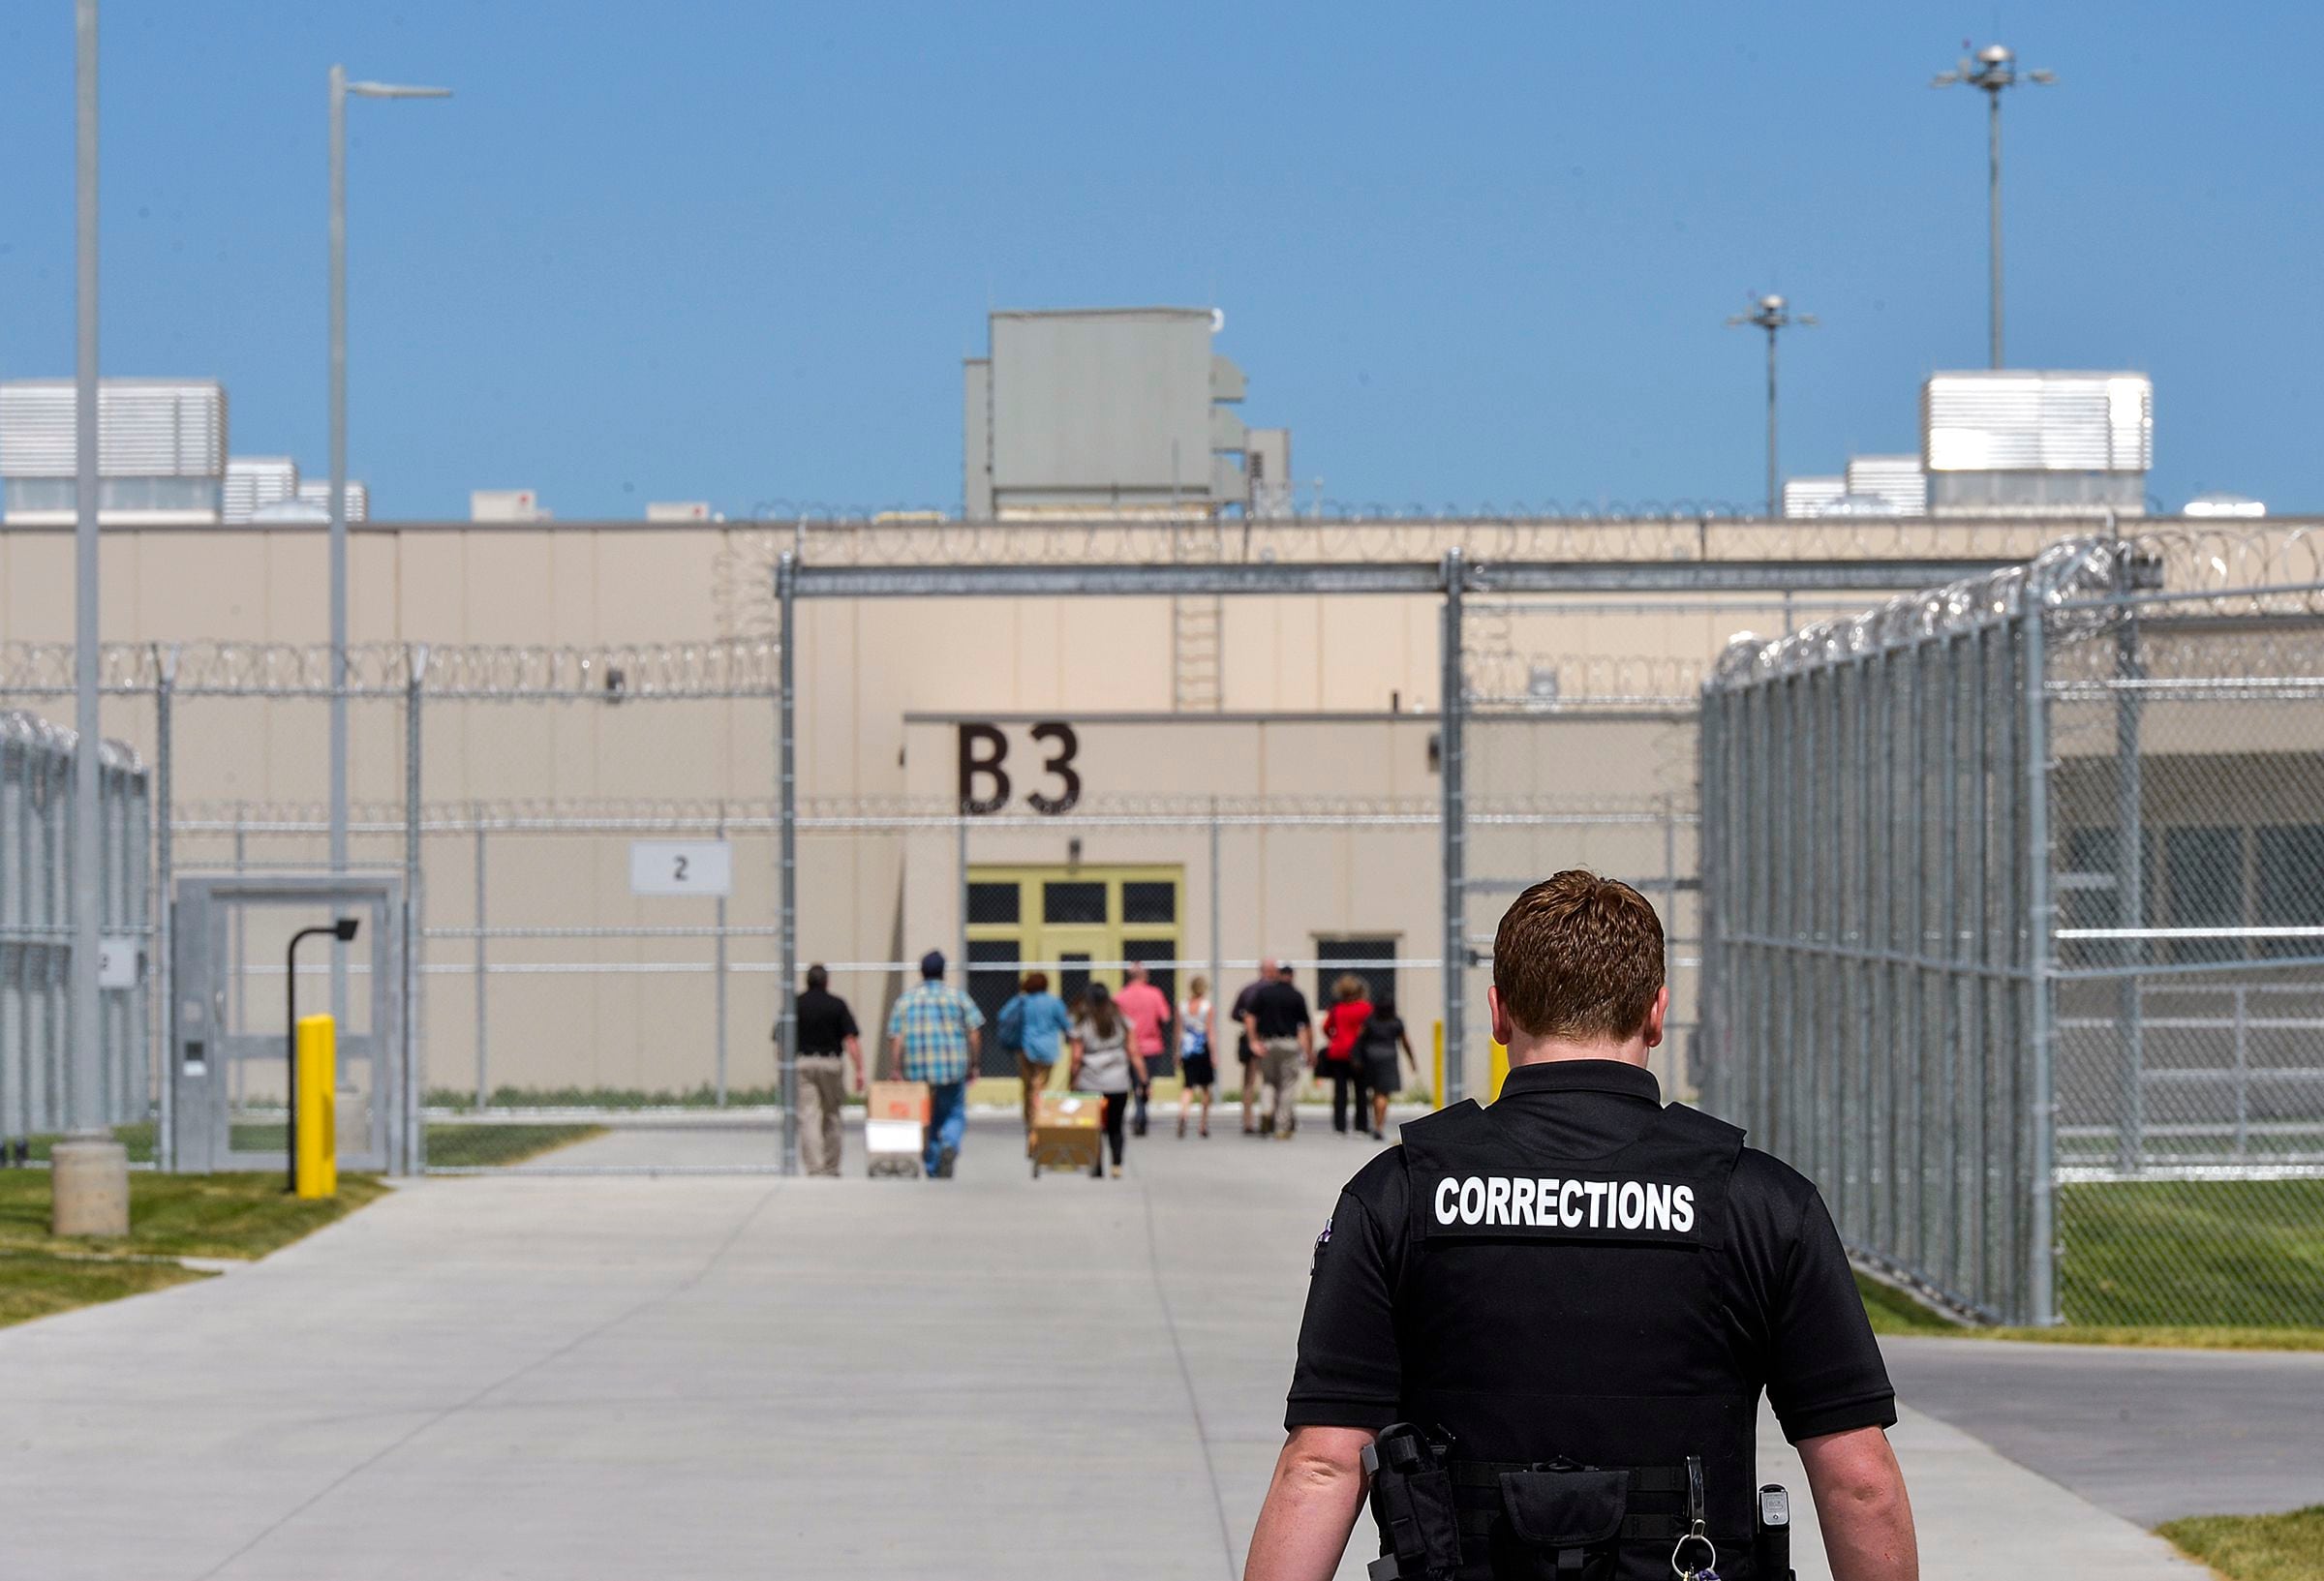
[925,1079,968,1174]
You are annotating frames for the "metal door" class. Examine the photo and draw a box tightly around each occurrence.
[170,874,409,1174]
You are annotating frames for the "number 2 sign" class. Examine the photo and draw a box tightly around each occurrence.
[629,839,734,897]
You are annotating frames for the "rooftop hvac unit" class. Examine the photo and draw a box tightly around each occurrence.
[1781,476,1846,518]
[225,457,299,524]
[1921,371,2153,473]
[296,479,369,521]
[0,379,228,478]
[472,488,549,523]
[1843,454,1927,514]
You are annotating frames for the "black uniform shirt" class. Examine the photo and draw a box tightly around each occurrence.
[1249,979,1313,1040]
[1286,1058,1897,1445]
[793,988,858,1056]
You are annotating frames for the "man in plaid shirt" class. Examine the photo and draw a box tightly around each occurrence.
[885,950,985,1177]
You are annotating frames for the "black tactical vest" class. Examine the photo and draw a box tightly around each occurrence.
[1391,1095,1757,1580]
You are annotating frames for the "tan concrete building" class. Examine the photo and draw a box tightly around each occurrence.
[0,513,2257,1110]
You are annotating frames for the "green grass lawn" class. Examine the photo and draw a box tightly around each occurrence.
[220,1120,606,1168]
[2058,1177,2324,1328]
[21,1122,156,1163]
[1856,1271,2324,1352]
[0,1170,388,1330]
[423,1123,607,1168]
[2159,1506,2324,1581]
[1855,1177,2324,1344]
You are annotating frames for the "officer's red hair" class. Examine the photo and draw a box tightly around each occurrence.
[1492,869,1664,1042]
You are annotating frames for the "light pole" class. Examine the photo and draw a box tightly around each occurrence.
[328,66,447,1020]
[53,0,129,1237]
[1727,294,1814,519]
[1934,42,2055,369]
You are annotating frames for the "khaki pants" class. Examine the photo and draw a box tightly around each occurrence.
[1017,1052,1058,1133]
[1260,1038,1304,1138]
[796,1054,846,1176]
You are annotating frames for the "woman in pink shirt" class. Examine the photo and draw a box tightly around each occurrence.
[1113,962,1175,1139]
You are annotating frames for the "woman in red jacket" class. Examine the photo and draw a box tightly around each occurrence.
[1317,974,1374,1137]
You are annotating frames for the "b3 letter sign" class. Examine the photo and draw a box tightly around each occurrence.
[956,721,1082,815]
[630,839,734,897]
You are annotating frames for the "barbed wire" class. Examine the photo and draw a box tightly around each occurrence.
[1462,652,1706,711]
[0,640,782,699]
[710,514,2147,637]
[1706,527,2324,692]
[167,790,1697,836]
[0,709,145,773]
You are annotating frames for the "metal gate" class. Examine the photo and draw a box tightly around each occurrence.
[169,874,411,1175]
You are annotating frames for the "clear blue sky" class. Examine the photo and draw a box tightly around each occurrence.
[1,2,2315,519]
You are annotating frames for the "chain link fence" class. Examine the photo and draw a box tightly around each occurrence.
[1702,530,2324,1327]
[0,707,152,1161]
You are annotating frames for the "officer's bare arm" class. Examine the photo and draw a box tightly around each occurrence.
[1796,1424,1917,1581]
[1243,1425,1369,1581]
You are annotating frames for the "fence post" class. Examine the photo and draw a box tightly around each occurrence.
[2020,569,2060,1327]
[404,645,426,1175]
[399,641,427,1171]
[1208,798,1222,1064]
[1695,700,1720,1115]
[2232,984,2249,1159]
[1439,547,1467,1105]
[2113,564,2146,1174]
[777,552,800,1176]
[472,801,487,1110]
[715,801,729,1106]
[1662,791,1677,1097]
[153,646,177,1171]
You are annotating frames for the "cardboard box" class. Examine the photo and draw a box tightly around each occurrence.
[868,1080,931,1123]
[866,1079,930,1176]
[1030,1091,1105,1176]
[1035,1092,1101,1130]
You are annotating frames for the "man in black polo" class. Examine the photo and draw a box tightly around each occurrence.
[1241,958,1313,1140]
[1243,871,1916,1580]
[788,964,861,1177]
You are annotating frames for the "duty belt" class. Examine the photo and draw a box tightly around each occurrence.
[1446,1459,1695,1544]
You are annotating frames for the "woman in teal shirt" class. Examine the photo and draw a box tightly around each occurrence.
[1001,970,1073,1138]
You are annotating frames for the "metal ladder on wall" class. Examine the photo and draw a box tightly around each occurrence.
[1169,515,1225,712]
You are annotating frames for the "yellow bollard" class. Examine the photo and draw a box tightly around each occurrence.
[294,1014,337,1199]
[1432,1020,1444,1109]
[1488,1038,1510,1102]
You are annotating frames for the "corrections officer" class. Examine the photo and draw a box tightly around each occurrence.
[1243,871,1916,1581]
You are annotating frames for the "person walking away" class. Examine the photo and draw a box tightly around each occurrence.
[1241,960,1313,1140]
[1318,974,1374,1137]
[884,951,985,1179]
[1231,957,1278,1136]
[1356,989,1417,1141]
[1177,974,1216,1138]
[1115,961,1174,1138]
[1069,982,1147,1178]
[789,964,862,1177]
[1242,870,1915,1581]
[1000,970,1072,1145]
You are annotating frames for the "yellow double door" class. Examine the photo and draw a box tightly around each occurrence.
[965,864,1185,1098]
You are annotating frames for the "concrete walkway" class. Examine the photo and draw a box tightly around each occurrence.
[0,1117,2207,1579]
[1885,1336,2324,1525]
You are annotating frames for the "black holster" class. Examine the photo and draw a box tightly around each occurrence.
[1754,1483,1793,1581]
[1364,1424,1464,1581]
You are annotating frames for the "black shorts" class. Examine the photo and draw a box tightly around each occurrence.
[1181,1053,1216,1089]
[1362,1050,1402,1094]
